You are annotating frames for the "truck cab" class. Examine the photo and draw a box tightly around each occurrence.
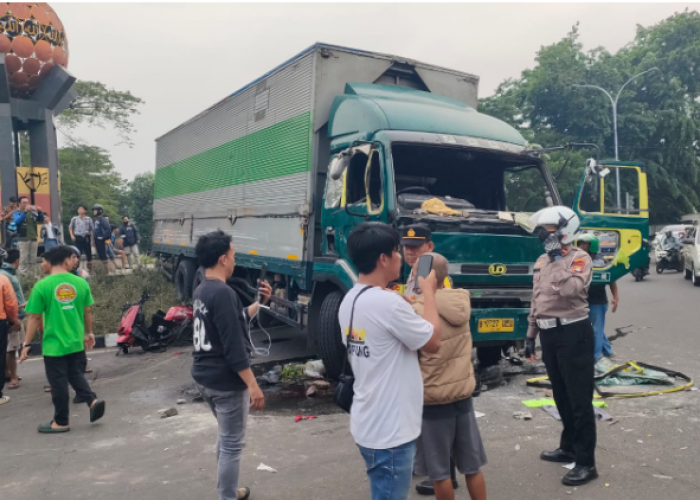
[313,85,649,377]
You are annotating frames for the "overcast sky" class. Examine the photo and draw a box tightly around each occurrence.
[54,2,697,179]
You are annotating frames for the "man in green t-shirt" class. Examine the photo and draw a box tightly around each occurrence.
[20,245,106,433]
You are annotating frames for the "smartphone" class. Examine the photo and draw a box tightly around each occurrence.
[414,254,434,293]
[257,263,268,303]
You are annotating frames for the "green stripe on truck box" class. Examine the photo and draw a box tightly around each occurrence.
[155,111,312,200]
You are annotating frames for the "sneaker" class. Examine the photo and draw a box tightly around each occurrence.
[0,395,10,405]
[237,487,250,500]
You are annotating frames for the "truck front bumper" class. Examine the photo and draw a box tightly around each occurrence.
[469,307,530,344]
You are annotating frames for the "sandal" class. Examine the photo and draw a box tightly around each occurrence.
[8,380,19,389]
[38,422,70,434]
[90,400,106,422]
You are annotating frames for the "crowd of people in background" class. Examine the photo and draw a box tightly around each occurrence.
[0,197,144,407]
[0,198,142,277]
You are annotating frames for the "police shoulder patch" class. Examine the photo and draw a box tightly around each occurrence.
[572,257,587,274]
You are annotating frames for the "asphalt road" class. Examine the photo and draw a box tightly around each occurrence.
[1,270,699,500]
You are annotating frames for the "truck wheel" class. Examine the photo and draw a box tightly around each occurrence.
[192,266,205,294]
[477,346,503,368]
[175,259,198,301]
[317,290,346,380]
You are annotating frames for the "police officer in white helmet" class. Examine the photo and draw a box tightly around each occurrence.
[524,206,597,486]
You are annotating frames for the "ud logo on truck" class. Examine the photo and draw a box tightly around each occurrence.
[489,264,507,276]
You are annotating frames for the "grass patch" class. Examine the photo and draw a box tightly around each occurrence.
[20,268,181,335]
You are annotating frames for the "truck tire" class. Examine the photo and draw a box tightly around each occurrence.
[175,259,198,301]
[192,266,205,294]
[477,346,503,368]
[317,290,346,380]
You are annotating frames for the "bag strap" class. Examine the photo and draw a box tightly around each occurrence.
[340,285,373,376]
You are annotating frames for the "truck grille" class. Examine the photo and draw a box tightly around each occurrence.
[460,264,530,275]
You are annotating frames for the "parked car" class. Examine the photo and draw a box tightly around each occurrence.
[682,226,700,286]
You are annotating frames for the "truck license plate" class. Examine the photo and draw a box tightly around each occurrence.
[478,318,515,333]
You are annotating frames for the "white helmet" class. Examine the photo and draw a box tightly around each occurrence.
[528,206,581,245]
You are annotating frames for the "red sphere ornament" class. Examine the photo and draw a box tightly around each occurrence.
[0,2,68,99]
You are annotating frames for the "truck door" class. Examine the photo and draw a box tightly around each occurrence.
[573,160,649,283]
[330,144,388,260]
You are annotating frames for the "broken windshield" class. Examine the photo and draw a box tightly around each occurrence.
[391,143,554,214]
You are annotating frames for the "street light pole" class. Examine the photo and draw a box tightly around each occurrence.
[573,67,661,210]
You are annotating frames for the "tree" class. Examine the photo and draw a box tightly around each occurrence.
[123,172,154,251]
[58,145,125,236]
[57,80,144,147]
[480,12,700,223]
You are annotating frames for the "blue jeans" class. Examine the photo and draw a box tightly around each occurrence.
[195,383,249,500]
[589,304,613,360]
[358,440,416,500]
[44,239,59,251]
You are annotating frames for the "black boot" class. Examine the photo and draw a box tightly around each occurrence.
[540,448,576,463]
[562,466,598,486]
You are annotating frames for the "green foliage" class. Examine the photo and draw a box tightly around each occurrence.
[59,145,125,228]
[56,80,144,147]
[480,12,700,223]
[123,172,154,252]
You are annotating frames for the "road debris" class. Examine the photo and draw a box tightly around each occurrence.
[653,474,673,480]
[176,398,186,405]
[475,411,485,419]
[158,407,179,418]
[295,415,318,422]
[514,444,521,451]
[257,463,277,473]
[513,411,533,421]
[562,463,576,470]
[304,360,326,379]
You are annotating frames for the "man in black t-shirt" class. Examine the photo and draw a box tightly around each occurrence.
[192,230,271,500]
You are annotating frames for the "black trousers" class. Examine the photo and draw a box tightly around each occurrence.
[44,351,96,426]
[540,320,597,467]
[75,235,92,262]
[95,237,108,262]
[0,320,7,398]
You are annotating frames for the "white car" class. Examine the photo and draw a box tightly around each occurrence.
[682,226,700,286]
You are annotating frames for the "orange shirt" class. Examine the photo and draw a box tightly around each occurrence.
[0,274,19,324]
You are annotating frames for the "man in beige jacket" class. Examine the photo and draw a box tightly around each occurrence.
[413,253,487,500]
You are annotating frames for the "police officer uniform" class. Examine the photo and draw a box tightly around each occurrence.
[400,225,452,300]
[527,207,598,487]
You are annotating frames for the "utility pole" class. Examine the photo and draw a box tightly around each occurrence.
[573,67,661,211]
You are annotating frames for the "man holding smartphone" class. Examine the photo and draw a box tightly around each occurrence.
[191,230,272,500]
[339,222,442,500]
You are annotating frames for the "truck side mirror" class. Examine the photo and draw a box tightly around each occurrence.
[329,144,373,180]
[329,150,352,180]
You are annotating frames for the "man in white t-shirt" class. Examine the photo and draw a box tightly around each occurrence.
[338,222,442,500]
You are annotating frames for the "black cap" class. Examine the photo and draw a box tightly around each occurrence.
[401,224,432,247]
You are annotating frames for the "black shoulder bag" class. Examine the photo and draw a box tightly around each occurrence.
[333,285,372,413]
